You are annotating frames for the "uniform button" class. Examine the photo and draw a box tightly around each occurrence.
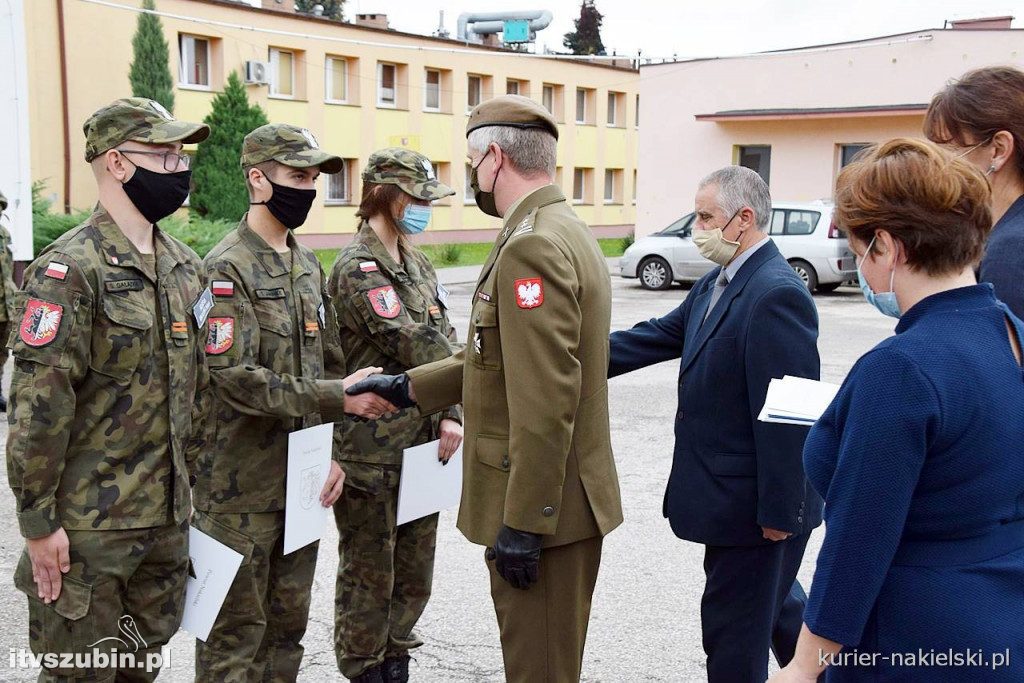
[501,458,510,469]
[542,506,554,517]
[677,411,685,420]
[797,516,804,523]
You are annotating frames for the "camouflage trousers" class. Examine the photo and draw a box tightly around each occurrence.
[193,509,318,683]
[0,319,10,384]
[13,520,189,682]
[333,463,438,679]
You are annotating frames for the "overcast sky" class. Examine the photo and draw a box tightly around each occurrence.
[346,0,1021,59]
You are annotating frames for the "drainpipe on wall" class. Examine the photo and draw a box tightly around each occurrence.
[57,0,71,214]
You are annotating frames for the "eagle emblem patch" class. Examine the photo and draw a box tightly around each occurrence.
[206,317,234,355]
[20,299,63,347]
[368,286,402,319]
[515,278,544,309]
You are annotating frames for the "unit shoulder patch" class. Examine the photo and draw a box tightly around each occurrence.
[514,278,544,309]
[20,299,64,347]
[367,285,402,319]
[206,317,234,355]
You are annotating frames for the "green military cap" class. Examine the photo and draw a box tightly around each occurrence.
[240,123,343,174]
[362,147,455,201]
[466,94,559,140]
[83,97,209,162]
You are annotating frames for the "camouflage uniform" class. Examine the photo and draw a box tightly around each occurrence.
[5,98,212,681]
[328,148,462,680]
[0,190,17,410]
[194,124,348,682]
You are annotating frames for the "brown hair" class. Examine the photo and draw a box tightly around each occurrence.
[355,183,412,245]
[924,66,1024,177]
[834,138,992,276]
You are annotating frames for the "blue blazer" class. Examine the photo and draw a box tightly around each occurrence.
[610,240,823,546]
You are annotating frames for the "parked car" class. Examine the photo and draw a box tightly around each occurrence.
[619,201,856,292]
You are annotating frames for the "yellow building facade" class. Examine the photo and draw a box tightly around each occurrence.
[27,0,639,246]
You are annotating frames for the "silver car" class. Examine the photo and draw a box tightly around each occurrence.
[619,201,856,292]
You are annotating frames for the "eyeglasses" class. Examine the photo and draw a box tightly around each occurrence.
[952,138,992,159]
[117,148,191,172]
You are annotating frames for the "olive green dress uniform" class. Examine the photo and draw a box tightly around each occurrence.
[406,182,623,682]
[328,220,462,679]
[0,190,17,405]
[7,207,213,681]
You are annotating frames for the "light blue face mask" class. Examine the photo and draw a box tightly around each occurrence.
[857,234,902,319]
[396,204,431,234]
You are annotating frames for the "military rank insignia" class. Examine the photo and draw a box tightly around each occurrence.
[206,317,234,355]
[367,285,402,319]
[514,278,544,309]
[20,299,63,347]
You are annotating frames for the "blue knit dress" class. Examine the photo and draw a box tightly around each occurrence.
[802,284,1024,682]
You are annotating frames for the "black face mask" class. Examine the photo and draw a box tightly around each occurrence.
[122,165,191,224]
[251,178,316,230]
[470,149,502,218]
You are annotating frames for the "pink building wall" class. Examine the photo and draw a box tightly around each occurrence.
[637,28,1024,236]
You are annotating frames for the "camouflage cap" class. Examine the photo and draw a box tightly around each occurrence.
[83,97,210,162]
[466,94,559,141]
[240,123,343,174]
[362,147,455,201]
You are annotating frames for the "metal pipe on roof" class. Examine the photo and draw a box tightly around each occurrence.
[457,10,553,42]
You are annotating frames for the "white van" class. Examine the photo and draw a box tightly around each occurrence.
[619,200,856,292]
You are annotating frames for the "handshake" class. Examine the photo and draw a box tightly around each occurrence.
[342,369,418,419]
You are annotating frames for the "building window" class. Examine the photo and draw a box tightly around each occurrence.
[506,79,520,96]
[632,169,638,205]
[737,145,771,185]
[607,92,623,126]
[572,168,591,204]
[604,169,622,204]
[635,94,640,127]
[326,161,351,204]
[467,74,483,110]
[424,69,441,111]
[326,57,347,103]
[543,85,554,113]
[839,143,870,168]
[378,62,397,107]
[542,83,564,122]
[576,88,587,124]
[464,163,476,204]
[179,35,210,88]
[269,48,294,97]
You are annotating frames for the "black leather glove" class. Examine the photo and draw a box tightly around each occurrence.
[344,373,416,409]
[489,525,543,590]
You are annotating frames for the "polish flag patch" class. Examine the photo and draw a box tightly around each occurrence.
[206,317,234,355]
[515,278,544,309]
[44,262,69,280]
[359,261,379,273]
[20,299,63,347]
[212,281,234,297]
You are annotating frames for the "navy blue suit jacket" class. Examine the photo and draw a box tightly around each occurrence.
[610,240,824,546]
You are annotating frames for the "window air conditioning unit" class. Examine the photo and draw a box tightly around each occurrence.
[244,60,270,85]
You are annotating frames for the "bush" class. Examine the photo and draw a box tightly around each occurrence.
[620,230,635,252]
[31,181,90,257]
[162,214,236,258]
[438,242,463,265]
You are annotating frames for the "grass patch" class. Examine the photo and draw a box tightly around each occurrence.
[315,236,628,272]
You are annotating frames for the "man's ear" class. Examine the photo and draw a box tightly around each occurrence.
[738,207,756,232]
[104,149,131,182]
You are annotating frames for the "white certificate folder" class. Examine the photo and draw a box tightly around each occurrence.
[284,422,334,554]
[757,375,841,425]
[397,440,464,526]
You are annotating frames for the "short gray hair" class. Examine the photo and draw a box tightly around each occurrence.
[698,166,772,231]
[467,126,556,177]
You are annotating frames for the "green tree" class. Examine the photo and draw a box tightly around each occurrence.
[128,0,175,112]
[295,0,345,21]
[189,72,269,221]
[563,0,606,56]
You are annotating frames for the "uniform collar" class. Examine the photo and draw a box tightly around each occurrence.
[91,204,183,282]
[238,214,310,279]
[354,221,424,282]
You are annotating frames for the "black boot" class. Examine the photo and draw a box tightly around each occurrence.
[0,393,6,413]
[351,665,384,683]
[382,654,410,683]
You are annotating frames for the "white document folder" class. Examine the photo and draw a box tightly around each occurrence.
[283,422,334,554]
[397,440,464,526]
[758,375,841,425]
[181,527,244,642]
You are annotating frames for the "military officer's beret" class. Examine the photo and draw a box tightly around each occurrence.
[83,97,209,162]
[240,123,342,174]
[466,95,559,141]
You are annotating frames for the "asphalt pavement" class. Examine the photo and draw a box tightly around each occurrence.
[0,264,895,682]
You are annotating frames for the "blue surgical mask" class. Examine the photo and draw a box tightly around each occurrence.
[857,234,902,319]
[396,204,431,234]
